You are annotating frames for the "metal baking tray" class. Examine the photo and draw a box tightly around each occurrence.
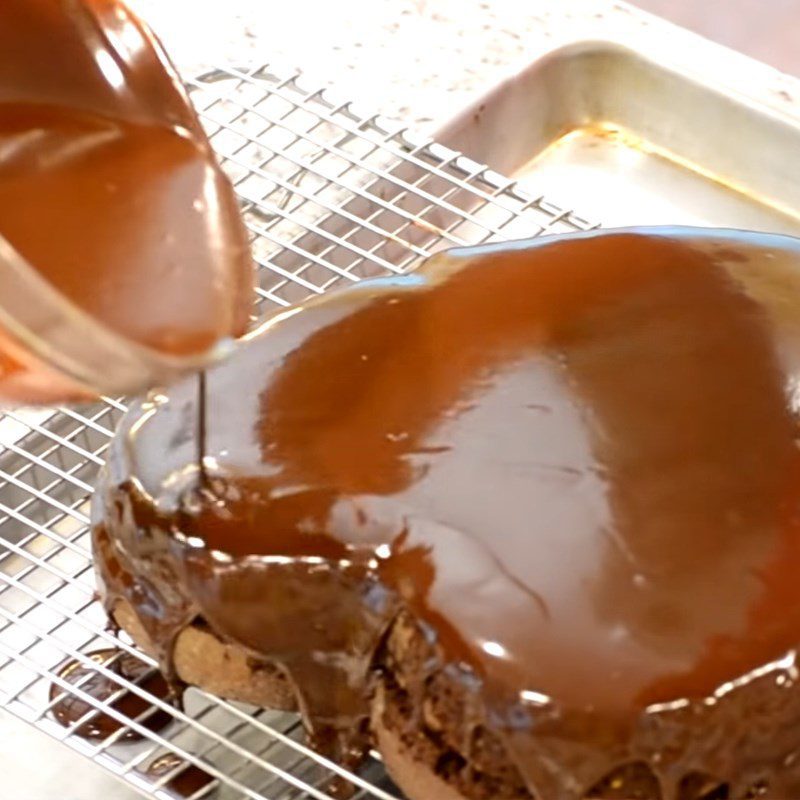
[3,3,800,799]
[436,1,800,234]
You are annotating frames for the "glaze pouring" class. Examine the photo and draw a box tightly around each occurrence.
[0,0,253,401]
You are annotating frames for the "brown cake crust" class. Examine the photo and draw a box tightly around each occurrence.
[112,592,739,800]
[373,687,493,800]
[372,612,531,800]
[112,599,296,711]
[371,615,738,800]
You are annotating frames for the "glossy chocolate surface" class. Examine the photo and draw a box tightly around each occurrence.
[94,229,800,797]
[50,648,172,740]
[0,0,252,356]
[144,753,216,798]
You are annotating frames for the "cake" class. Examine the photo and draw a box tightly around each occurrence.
[93,228,800,800]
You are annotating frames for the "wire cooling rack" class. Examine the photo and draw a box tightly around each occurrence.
[0,64,595,800]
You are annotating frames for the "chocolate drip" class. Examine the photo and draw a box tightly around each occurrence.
[93,229,800,798]
[49,648,172,740]
[144,753,217,798]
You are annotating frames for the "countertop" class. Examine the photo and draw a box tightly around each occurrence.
[128,0,800,137]
[127,0,593,132]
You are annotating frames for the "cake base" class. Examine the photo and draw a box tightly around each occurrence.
[112,599,296,710]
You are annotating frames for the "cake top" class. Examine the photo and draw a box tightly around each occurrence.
[96,228,800,796]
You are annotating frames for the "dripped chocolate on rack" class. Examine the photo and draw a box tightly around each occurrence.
[144,753,217,798]
[0,0,252,357]
[50,648,172,740]
[93,230,800,798]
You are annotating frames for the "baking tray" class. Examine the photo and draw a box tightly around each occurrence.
[3,3,800,799]
[436,1,800,234]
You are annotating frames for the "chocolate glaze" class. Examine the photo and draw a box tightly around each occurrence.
[49,648,172,740]
[144,753,216,798]
[0,0,252,358]
[93,229,800,798]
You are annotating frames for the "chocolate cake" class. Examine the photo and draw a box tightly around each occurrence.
[93,228,800,800]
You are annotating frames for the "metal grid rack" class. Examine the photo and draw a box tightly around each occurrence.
[0,64,595,800]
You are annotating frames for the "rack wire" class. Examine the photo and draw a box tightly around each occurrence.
[0,63,595,799]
